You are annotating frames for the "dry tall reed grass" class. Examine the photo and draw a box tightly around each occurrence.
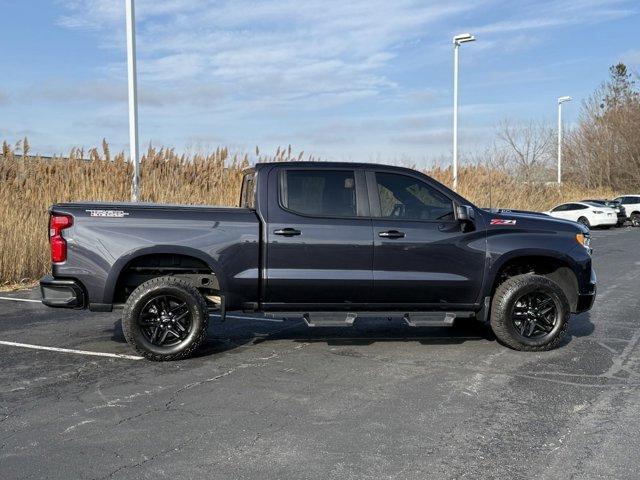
[0,142,618,285]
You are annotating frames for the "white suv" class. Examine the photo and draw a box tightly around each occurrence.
[546,202,618,229]
[613,195,640,226]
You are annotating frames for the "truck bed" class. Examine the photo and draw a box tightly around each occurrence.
[50,202,261,311]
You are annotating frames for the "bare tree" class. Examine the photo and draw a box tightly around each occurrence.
[495,120,555,181]
[565,63,640,190]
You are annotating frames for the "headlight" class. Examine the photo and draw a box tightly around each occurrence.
[576,233,591,250]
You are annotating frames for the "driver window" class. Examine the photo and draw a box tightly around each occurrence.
[375,172,454,221]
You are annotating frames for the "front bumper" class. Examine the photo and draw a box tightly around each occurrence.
[576,291,596,313]
[575,269,596,314]
[39,275,85,309]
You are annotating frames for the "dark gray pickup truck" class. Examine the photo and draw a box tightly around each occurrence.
[40,162,596,360]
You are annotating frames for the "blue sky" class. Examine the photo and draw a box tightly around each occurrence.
[1,0,639,166]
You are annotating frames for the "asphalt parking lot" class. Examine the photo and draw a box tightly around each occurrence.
[1,227,639,480]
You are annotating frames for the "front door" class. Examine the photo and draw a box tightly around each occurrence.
[368,170,486,307]
[264,167,374,307]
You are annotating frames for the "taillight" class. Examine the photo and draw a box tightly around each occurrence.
[49,214,73,263]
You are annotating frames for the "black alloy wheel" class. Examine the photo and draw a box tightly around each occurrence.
[122,276,209,361]
[139,295,192,347]
[489,274,570,351]
[511,291,559,340]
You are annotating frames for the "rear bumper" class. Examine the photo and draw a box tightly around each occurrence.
[39,275,86,309]
[593,216,617,226]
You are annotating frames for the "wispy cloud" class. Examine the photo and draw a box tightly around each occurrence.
[55,0,485,112]
[473,0,636,35]
[31,0,638,163]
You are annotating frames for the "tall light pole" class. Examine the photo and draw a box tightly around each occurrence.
[452,33,475,191]
[126,0,140,201]
[557,96,572,184]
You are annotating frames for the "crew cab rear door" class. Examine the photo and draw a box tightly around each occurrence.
[367,169,486,307]
[263,166,373,307]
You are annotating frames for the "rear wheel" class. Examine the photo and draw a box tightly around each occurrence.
[122,276,209,361]
[577,216,590,228]
[490,274,570,351]
[631,213,640,227]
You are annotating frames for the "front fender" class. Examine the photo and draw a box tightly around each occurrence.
[482,229,586,299]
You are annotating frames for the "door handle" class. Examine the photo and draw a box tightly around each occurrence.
[274,228,301,236]
[378,230,405,239]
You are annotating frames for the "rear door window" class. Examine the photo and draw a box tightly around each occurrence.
[281,170,357,217]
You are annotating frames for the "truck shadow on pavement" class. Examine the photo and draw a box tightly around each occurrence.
[109,313,594,359]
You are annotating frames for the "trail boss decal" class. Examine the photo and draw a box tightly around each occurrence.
[490,219,517,226]
[86,210,130,218]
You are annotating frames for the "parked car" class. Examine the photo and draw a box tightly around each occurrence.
[545,201,617,229]
[581,199,626,226]
[612,195,640,227]
[39,162,596,360]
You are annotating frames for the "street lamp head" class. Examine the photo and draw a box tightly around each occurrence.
[558,96,572,104]
[453,33,476,45]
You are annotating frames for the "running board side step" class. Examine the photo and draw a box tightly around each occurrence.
[266,311,475,328]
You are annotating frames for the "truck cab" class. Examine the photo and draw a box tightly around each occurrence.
[245,162,486,311]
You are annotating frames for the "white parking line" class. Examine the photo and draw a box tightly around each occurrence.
[0,340,143,360]
[0,296,41,303]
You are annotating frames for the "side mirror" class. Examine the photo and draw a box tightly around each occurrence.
[454,203,474,222]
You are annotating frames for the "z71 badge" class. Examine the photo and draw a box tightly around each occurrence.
[490,219,516,225]
[86,209,130,218]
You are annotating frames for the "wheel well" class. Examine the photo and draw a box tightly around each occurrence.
[113,254,219,304]
[493,256,579,311]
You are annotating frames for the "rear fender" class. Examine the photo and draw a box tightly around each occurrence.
[103,245,228,304]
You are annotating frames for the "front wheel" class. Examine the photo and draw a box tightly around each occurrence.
[490,274,570,351]
[122,276,209,361]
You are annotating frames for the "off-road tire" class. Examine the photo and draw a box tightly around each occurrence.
[490,274,570,351]
[122,276,209,361]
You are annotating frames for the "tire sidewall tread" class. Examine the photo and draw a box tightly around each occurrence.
[122,276,209,361]
[490,274,570,352]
